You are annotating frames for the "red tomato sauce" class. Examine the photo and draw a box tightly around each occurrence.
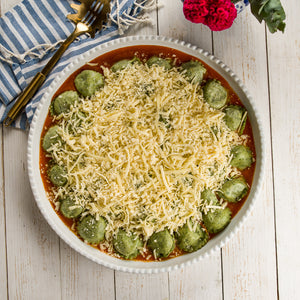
[40,45,256,261]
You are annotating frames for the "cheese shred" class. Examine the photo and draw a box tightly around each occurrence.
[48,62,243,248]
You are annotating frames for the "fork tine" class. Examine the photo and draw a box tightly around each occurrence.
[90,1,104,25]
[90,0,98,10]
[81,0,98,24]
[83,0,108,27]
[68,0,111,36]
[94,1,104,13]
[89,1,111,37]
[82,10,93,24]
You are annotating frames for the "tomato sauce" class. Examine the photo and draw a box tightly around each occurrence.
[40,45,256,261]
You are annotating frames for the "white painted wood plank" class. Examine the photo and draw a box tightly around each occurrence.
[267,0,300,299]
[3,128,62,300]
[0,126,8,300]
[213,9,278,300]
[169,253,222,300]
[158,0,212,52]
[157,1,223,299]
[60,240,115,300]
[0,4,18,300]
[115,272,169,300]
[1,0,17,13]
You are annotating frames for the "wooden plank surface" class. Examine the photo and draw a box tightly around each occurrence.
[0,0,299,299]
[60,240,115,300]
[0,128,8,300]
[267,0,300,298]
[213,9,278,300]
[3,129,62,300]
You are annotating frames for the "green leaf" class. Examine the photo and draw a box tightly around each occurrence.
[249,0,286,33]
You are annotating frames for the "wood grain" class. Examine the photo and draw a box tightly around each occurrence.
[158,0,212,52]
[169,254,223,300]
[213,9,278,300]
[3,129,61,300]
[115,272,169,300]
[0,127,8,300]
[60,240,115,300]
[267,0,300,298]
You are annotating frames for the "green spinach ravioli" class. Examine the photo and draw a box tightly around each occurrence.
[41,56,254,260]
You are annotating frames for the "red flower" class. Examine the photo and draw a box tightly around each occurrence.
[183,0,237,31]
[205,0,237,31]
[183,0,209,24]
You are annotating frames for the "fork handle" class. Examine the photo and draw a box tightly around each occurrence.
[3,72,46,126]
[3,32,78,127]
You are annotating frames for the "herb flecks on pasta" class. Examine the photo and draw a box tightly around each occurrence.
[42,58,253,259]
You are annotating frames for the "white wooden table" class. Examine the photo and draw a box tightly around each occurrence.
[1,0,299,299]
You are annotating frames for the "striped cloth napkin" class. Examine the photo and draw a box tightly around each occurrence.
[0,0,155,129]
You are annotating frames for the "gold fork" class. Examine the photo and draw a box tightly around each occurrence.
[4,0,111,127]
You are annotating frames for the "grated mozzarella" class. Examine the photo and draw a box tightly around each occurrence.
[48,62,244,247]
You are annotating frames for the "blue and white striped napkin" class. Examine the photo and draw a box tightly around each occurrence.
[0,0,155,129]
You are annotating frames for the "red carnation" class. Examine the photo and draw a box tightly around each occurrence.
[183,0,237,31]
[183,0,209,24]
[205,0,237,31]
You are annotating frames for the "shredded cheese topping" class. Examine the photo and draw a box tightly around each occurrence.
[47,62,245,248]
